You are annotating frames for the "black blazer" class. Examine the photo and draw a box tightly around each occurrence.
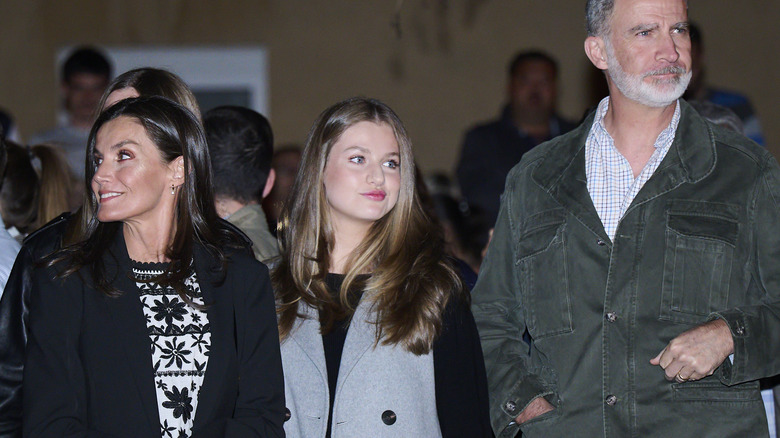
[22,228,285,437]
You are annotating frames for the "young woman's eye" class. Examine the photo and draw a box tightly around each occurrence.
[94,156,103,166]
[383,159,400,169]
[349,155,365,164]
[118,150,132,161]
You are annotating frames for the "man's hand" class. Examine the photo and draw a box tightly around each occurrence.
[650,319,735,382]
[514,397,555,425]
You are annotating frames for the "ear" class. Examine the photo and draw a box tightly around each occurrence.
[262,168,276,200]
[585,36,609,70]
[169,156,186,188]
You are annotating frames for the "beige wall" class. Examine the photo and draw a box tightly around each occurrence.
[1,0,778,177]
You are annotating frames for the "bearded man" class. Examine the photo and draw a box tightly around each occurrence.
[471,0,779,436]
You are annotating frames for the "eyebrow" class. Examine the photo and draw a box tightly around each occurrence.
[94,139,139,156]
[629,23,658,33]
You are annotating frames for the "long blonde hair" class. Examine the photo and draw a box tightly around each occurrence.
[272,97,462,355]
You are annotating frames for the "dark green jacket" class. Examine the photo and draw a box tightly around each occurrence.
[472,100,777,438]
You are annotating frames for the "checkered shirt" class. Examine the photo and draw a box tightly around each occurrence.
[585,97,681,241]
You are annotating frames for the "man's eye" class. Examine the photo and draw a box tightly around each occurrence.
[349,156,365,164]
[637,30,650,36]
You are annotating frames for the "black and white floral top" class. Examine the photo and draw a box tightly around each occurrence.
[132,262,211,438]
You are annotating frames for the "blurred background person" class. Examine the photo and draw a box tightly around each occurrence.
[30,46,112,177]
[204,105,278,263]
[273,97,491,437]
[0,66,203,437]
[22,96,285,437]
[0,133,20,293]
[456,50,576,226]
[684,22,765,146]
[0,110,21,144]
[0,141,72,242]
[262,144,301,234]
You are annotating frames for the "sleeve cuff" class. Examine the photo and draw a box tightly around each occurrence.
[491,373,555,437]
[708,310,748,385]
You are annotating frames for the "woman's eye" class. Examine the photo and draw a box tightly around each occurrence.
[118,151,132,161]
[349,155,365,164]
[94,157,103,165]
[383,159,400,169]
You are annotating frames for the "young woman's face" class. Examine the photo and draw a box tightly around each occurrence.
[91,116,181,226]
[322,121,401,234]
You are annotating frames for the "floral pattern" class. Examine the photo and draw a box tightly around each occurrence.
[134,263,210,438]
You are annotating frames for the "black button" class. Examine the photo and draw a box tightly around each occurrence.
[596,239,606,246]
[284,407,291,422]
[605,395,617,406]
[381,410,397,425]
[606,312,617,323]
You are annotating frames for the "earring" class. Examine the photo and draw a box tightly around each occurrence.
[171,184,175,195]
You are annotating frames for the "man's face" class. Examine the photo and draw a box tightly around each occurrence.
[603,0,691,107]
[63,72,109,125]
[508,60,557,122]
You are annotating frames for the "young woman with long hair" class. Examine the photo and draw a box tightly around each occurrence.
[273,97,491,437]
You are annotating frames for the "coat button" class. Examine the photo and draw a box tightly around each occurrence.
[284,407,291,422]
[596,239,606,246]
[605,395,617,406]
[605,312,618,323]
[735,325,745,335]
[381,410,397,425]
[504,400,517,413]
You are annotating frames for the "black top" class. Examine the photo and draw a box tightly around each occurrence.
[319,273,493,438]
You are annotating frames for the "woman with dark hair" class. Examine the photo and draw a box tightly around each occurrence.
[0,68,205,435]
[273,97,491,437]
[22,97,284,437]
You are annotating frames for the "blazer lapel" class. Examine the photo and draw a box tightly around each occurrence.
[190,247,232,427]
[335,297,375,395]
[289,304,328,382]
[101,231,160,434]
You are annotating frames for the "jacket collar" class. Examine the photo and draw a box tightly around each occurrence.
[530,99,716,240]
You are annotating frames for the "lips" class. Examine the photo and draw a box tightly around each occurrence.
[362,190,386,201]
[98,191,122,202]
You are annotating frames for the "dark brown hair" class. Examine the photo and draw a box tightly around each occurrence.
[50,96,245,303]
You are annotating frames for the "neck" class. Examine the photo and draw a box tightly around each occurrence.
[215,197,250,219]
[603,93,676,176]
[123,220,175,263]
[329,221,369,274]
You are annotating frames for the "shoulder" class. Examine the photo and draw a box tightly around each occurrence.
[21,213,72,260]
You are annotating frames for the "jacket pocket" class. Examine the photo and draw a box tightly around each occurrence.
[672,379,761,403]
[659,200,739,324]
[517,208,572,339]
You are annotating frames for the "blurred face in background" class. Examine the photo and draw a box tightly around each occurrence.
[63,72,109,127]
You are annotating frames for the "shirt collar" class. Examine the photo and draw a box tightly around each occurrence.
[592,96,681,149]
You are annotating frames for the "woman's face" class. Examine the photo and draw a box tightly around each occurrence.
[322,121,401,234]
[103,87,140,110]
[91,116,182,226]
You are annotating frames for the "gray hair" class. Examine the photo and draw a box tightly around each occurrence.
[585,0,615,37]
[586,0,688,37]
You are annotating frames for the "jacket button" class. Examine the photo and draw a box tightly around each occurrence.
[284,407,291,422]
[381,410,397,425]
[735,325,745,335]
[605,395,617,406]
[605,312,618,323]
[504,400,517,413]
[596,239,606,246]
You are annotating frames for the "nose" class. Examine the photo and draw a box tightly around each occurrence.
[657,32,681,64]
[92,160,111,184]
[367,162,386,186]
